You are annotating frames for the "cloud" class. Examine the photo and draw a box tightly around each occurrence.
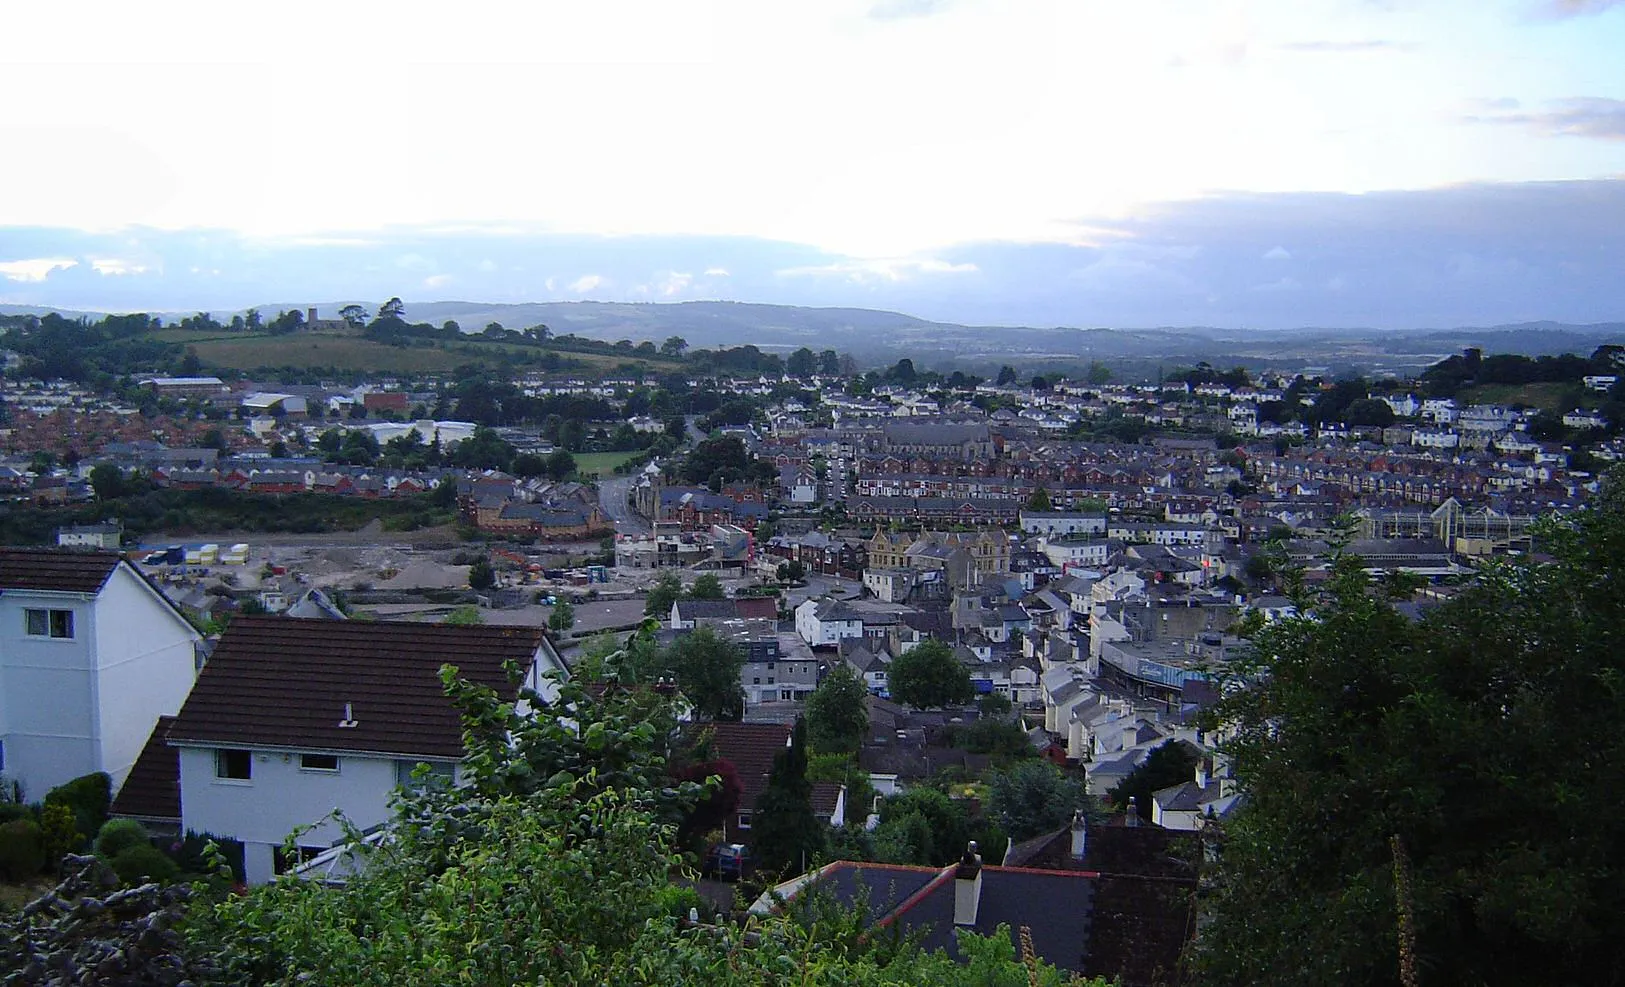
[1538,0,1624,18]
[704,266,730,277]
[568,274,607,293]
[635,271,694,297]
[1471,96,1625,140]
[1278,40,1410,53]
[424,274,453,288]
[867,0,955,20]
[1263,246,1292,261]
[89,257,147,276]
[0,257,78,282]
[777,256,978,283]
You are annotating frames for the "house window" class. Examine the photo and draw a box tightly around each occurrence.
[215,749,252,781]
[767,677,775,684]
[736,812,752,830]
[753,677,761,685]
[299,753,340,772]
[25,608,74,639]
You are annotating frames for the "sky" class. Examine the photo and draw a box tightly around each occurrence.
[2,0,1623,329]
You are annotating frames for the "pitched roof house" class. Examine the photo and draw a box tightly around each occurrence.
[0,547,203,802]
[165,616,565,883]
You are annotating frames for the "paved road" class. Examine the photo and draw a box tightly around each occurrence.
[596,475,650,535]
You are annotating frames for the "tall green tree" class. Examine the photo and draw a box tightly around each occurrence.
[887,640,973,710]
[805,666,870,754]
[1106,739,1198,821]
[689,573,724,600]
[666,626,745,721]
[547,598,575,632]
[749,718,825,876]
[1194,475,1625,986]
[644,571,684,617]
[986,761,1085,842]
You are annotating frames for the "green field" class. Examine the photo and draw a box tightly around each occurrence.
[150,328,680,376]
[571,450,644,478]
[1458,381,1589,415]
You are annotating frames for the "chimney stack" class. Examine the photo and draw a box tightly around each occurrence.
[953,841,984,926]
[1195,757,1211,789]
[1069,809,1088,862]
[1126,796,1140,827]
[307,307,317,325]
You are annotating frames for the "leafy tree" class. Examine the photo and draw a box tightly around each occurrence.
[1194,475,1625,986]
[376,296,406,321]
[671,756,743,850]
[1342,397,1395,427]
[996,365,1018,386]
[659,335,688,358]
[749,718,825,876]
[872,787,974,867]
[337,303,368,328]
[689,572,724,600]
[89,463,124,500]
[547,598,575,632]
[1105,740,1197,821]
[776,559,806,583]
[786,347,817,377]
[987,761,1085,841]
[806,666,870,755]
[443,606,484,626]
[1026,487,1052,511]
[645,571,683,618]
[976,692,1013,718]
[666,626,745,720]
[887,640,973,709]
[818,349,841,376]
[467,558,496,591]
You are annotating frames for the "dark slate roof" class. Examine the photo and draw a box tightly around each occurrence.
[815,861,1092,972]
[674,599,738,620]
[698,721,791,812]
[109,716,180,822]
[0,547,121,593]
[167,616,545,758]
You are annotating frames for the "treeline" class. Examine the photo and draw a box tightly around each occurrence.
[1422,345,1622,397]
[0,484,458,545]
[0,312,182,383]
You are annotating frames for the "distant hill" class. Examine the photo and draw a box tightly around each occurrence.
[5,300,1620,376]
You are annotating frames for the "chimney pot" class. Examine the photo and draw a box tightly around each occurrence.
[1070,809,1088,861]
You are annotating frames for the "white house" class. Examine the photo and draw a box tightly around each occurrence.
[1019,511,1108,539]
[55,523,124,549]
[1039,537,1111,572]
[165,616,566,884]
[0,548,203,802]
[794,598,864,647]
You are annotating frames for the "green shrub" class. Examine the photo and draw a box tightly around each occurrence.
[40,801,79,864]
[95,818,150,859]
[109,843,179,886]
[0,802,34,825]
[0,818,46,880]
[44,771,112,842]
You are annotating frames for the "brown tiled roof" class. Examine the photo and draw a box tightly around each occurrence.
[697,722,791,812]
[810,781,844,817]
[0,547,121,593]
[167,616,545,758]
[110,716,180,822]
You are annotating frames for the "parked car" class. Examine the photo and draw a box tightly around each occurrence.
[701,843,750,881]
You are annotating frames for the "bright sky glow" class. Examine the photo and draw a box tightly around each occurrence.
[4,0,1623,257]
